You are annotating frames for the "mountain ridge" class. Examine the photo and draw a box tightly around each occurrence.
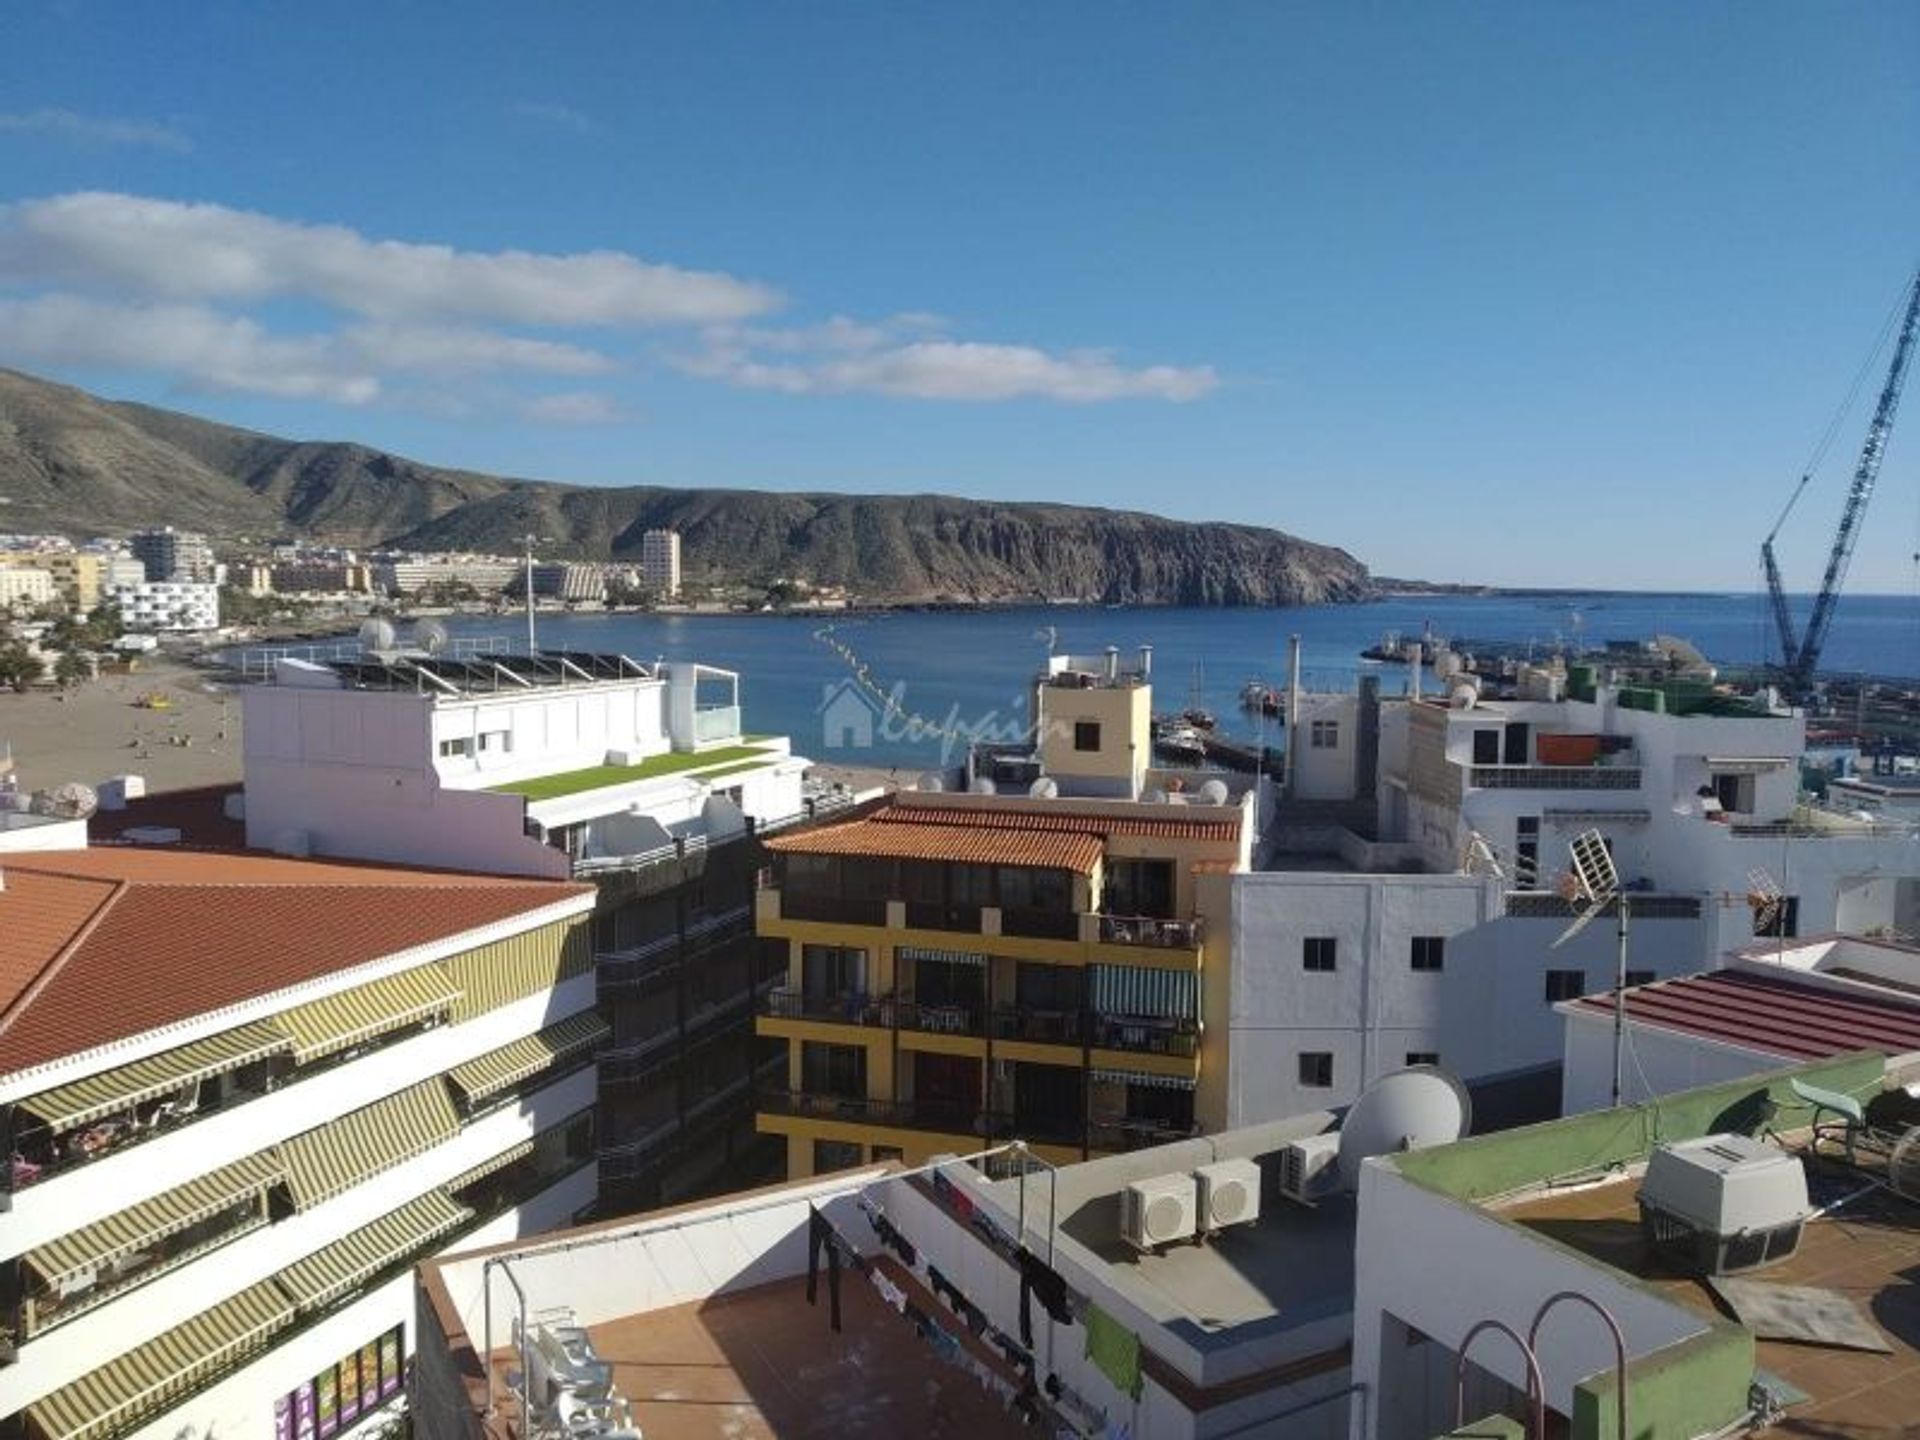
[0,368,1372,605]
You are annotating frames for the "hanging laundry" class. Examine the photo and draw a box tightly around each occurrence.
[1082,1304,1143,1400]
[1017,1247,1074,1343]
[806,1206,844,1332]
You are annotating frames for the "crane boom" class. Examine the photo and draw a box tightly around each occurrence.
[1786,270,1920,690]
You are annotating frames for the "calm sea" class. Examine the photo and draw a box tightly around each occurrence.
[429,592,1919,769]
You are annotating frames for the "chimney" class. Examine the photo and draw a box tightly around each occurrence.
[1104,646,1119,683]
[1139,644,1153,679]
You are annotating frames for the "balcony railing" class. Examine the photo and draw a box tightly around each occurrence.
[1468,765,1642,791]
[693,704,742,744]
[999,907,1080,941]
[903,901,983,934]
[1504,893,1703,921]
[762,987,894,1028]
[894,995,983,1037]
[1097,914,1205,948]
[758,1089,1011,1139]
[1092,1018,1200,1057]
[598,906,753,991]
[1089,1117,1200,1152]
[778,892,890,927]
[990,1007,1082,1045]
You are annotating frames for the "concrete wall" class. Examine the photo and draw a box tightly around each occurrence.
[1559,1009,1792,1114]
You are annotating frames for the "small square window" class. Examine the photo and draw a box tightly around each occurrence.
[1405,1051,1440,1068]
[478,729,512,753]
[1544,969,1586,1002]
[1074,720,1101,752]
[1298,1052,1334,1088]
[1623,969,1656,989]
[437,736,473,759]
[1410,936,1445,972]
[1310,719,1340,749]
[1303,937,1338,972]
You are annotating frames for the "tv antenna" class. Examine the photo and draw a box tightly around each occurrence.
[1551,828,1634,1108]
[1461,828,1539,893]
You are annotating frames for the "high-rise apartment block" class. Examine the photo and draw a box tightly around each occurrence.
[639,530,681,598]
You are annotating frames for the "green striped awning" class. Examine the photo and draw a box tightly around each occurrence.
[26,1280,294,1440]
[441,919,593,1024]
[1088,965,1197,1021]
[25,1151,283,1288]
[447,1139,536,1192]
[446,1011,610,1105]
[897,946,988,969]
[1088,1068,1197,1092]
[276,1189,472,1312]
[277,1078,460,1210]
[15,1022,289,1133]
[271,966,459,1064]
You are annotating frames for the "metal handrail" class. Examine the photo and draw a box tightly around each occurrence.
[1454,1318,1545,1440]
[1528,1291,1627,1440]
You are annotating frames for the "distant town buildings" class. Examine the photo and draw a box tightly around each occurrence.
[0,564,56,612]
[109,579,220,631]
[370,553,519,597]
[640,528,681,598]
[129,526,216,584]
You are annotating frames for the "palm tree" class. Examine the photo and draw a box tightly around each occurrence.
[0,643,45,693]
[53,649,92,689]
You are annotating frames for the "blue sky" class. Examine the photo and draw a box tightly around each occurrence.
[1,3,1916,590]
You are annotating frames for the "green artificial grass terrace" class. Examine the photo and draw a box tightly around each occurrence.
[491,744,769,800]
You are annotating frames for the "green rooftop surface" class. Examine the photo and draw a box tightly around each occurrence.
[492,744,769,801]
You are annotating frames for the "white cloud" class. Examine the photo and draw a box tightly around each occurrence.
[344,322,612,376]
[0,108,191,153]
[512,100,594,133]
[519,392,627,425]
[675,317,1216,403]
[0,192,781,326]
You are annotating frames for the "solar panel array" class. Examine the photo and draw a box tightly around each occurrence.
[324,650,655,695]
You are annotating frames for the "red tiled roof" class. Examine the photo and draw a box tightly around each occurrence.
[765,818,1104,874]
[0,849,591,1077]
[1568,967,1920,1062]
[882,801,1241,842]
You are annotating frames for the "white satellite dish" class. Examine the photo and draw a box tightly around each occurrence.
[1198,778,1230,806]
[413,618,450,655]
[970,777,997,795]
[1336,1066,1471,1190]
[1028,777,1059,799]
[918,773,945,793]
[1433,650,1461,681]
[358,617,396,654]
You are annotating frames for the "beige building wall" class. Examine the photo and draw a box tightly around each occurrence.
[1037,683,1150,798]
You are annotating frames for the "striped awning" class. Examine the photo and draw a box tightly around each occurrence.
[271,966,459,1064]
[276,1189,472,1312]
[447,1139,536,1192]
[897,946,987,969]
[1088,1068,1197,1092]
[446,1011,610,1105]
[26,1280,293,1440]
[277,1078,460,1210]
[1705,756,1792,774]
[441,920,593,1024]
[15,1022,289,1133]
[1088,965,1197,1021]
[25,1151,284,1288]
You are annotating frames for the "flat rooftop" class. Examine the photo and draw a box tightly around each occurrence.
[486,743,776,801]
[495,1274,1031,1440]
[1501,1155,1920,1434]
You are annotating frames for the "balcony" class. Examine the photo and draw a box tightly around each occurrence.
[758,1089,1012,1140]
[694,704,742,745]
[1089,1117,1200,1152]
[776,892,890,927]
[1091,1017,1200,1057]
[761,987,894,1028]
[990,1007,1082,1046]
[999,906,1080,941]
[893,994,983,1038]
[597,906,753,991]
[903,901,983,934]
[1097,913,1205,948]
[1467,764,1642,791]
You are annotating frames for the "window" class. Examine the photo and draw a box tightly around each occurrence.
[800,1042,867,1099]
[1406,1051,1440,1068]
[1298,1052,1334,1088]
[1516,816,1540,888]
[1303,937,1338,972]
[1544,969,1586,1002]
[437,736,473,759]
[1074,720,1102,752]
[871,1145,904,1164]
[1624,969,1656,989]
[1472,729,1501,765]
[813,1139,864,1174]
[1310,719,1340,749]
[477,728,512,753]
[1410,936,1445,972]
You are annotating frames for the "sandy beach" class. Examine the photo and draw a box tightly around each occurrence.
[0,657,245,795]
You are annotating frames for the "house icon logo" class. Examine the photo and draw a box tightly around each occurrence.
[818,679,879,750]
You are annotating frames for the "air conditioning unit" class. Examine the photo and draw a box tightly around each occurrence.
[1194,1157,1262,1231]
[1121,1173,1197,1252]
[1278,1132,1343,1205]
[1638,1133,1810,1276]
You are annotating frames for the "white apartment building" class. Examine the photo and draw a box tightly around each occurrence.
[1227,671,1920,1124]
[638,530,680,598]
[128,528,215,584]
[108,582,219,633]
[369,556,517,598]
[0,845,602,1440]
[241,648,807,878]
[0,568,55,612]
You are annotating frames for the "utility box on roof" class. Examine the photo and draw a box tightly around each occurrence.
[1638,1133,1810,1275]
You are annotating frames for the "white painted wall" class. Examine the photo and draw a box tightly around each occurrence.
[1558,1009,1792,1115]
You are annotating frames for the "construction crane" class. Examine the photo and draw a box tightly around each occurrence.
[1766,268,1920,693]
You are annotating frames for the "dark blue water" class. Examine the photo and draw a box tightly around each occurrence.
[435,592,1919,768]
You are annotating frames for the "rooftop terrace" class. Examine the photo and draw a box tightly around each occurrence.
[487,744,775,802]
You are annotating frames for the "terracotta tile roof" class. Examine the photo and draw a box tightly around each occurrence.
[1568,967,1920,1062]
[882,801,1241,843]
[765,817,1106,874]
[0,849,592,1078]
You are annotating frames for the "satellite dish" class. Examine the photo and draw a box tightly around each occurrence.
[1028,777,1059,799]
[1449,683,1477,710]
[414,618,450,655]
[1142,788,1168,804]
[918,773,945,793]
[1337,1066,1472,1190]
[1433,651,1461,681]
[358,617,396,654]
[1198,778,1230,806]
[970,777,997,795]
[31,782,99,819]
